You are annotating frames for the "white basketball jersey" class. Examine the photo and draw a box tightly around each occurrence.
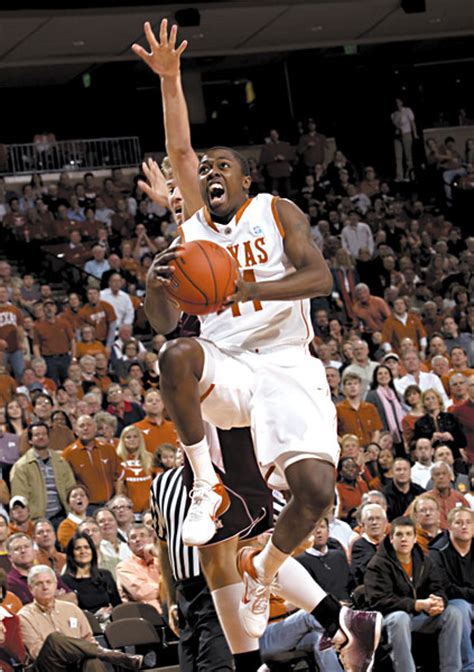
[179,193,314,350]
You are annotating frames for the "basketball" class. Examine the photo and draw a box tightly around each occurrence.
[165,240,239,315]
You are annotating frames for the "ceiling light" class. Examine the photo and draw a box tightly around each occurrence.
[428,17,442,23]
[72,40,85,47]
[310,25,323,32]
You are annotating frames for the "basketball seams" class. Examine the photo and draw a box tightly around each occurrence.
[172,255,209,304]
[195,240,218,306]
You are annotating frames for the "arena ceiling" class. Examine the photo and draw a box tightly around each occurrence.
[0,0,472,87]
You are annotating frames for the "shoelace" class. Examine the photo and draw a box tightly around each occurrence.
[249,583,270,615]
[186,487,211,521]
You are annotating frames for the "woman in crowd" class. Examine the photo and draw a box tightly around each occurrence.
[401,384,424,450]
[336,457,369,526]
[414,388,467,458]
[364,442,381,480]
[366,365,405,455]
[57,485,90,551]
[340,434,371,484]
[116,425,153,514]
[94,411,119,449]
[4,400,27,437]
[50,409,75,451]
[368,447,394,491]
[63,531,121,619]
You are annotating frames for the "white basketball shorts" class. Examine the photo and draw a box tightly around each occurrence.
[195,339,340,490]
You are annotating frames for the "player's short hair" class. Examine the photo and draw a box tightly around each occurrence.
[206,146,250,176]
[161,156,173,180]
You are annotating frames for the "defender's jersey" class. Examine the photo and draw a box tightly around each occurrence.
[179,193,314,350]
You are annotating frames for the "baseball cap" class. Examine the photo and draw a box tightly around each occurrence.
[9,496,28,508]
[383,352,400,362]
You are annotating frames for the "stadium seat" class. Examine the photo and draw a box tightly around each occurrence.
[84,610,108,648]
[105,617,160,670]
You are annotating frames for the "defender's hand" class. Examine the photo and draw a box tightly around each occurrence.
[139,158,169,208]
[132,19,188,79]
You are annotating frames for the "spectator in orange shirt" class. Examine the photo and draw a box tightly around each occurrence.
[352,283,391,334]
[0,366,17,405]
[381,297,427,357]
[32,300,76,384]
[116,426,153,515]
[8,497,33,538]
[336,374,383,446]
[133,389,177,453]
[30,357,56,397]
[57,485,89,551]
[0,285,25,381]
[116,523,162,614]
[336,457,369,524]
[442,347,474,392]
[75,325,108,360]
[78,286,117,348]
[62,415,121,510]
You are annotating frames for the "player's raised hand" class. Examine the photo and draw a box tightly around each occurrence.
[139,158,169,208]
[132,19,188,78]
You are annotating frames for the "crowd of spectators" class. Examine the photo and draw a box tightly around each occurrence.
[0,115,472,670]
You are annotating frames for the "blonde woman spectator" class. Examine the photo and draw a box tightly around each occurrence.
[116,426,153,514]
[413,388,467,457]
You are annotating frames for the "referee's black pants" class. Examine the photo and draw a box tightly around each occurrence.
[176,576,233,671]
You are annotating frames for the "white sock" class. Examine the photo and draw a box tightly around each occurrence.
[274,556,327,612]
[253,538,289,584]
[183,436,218,486]
[211,583,259,654]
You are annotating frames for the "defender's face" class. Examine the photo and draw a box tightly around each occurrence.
[198,149,250,218]
[166,178,183,225]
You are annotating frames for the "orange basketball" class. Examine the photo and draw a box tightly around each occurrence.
[165,240,239,315]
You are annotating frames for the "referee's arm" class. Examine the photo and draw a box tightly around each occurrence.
[157,539,180,636]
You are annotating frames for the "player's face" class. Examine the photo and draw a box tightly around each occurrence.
[166,178,183,225]
[198,149,251,218]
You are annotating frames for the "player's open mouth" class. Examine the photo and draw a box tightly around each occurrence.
[208,182,226,207]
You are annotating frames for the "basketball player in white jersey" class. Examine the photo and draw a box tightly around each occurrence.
[135,20,381,671]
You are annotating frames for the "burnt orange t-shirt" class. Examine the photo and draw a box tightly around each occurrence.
[0,305,23,352]
[33,318,74,356]
[336,400,383,446]
[118,460,153,513]
[134,417,178,454]
[63,439,121,504]
[78,301,117,342]
[0,375,17,405]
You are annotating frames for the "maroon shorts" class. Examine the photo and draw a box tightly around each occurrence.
[183,427,274,546]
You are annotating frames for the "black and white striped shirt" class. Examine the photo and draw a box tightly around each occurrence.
[150,467,200,581]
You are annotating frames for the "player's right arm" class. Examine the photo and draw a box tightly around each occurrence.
[133,20,203,216]
[144,244,182,334]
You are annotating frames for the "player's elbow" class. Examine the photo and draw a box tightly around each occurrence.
[313,268,333,297]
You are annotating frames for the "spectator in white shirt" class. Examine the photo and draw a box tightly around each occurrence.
[411,438,434,489]
[84,245,111,280]
[100,274,134,329]
[341,211,374,259]
[395,350,450,408]
[391,97,417,182]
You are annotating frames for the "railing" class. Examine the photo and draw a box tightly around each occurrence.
[0,136,141,176]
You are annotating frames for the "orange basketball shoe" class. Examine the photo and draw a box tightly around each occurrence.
[237,546,271,638]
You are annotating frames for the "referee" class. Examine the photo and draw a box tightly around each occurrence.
[150,466,233,672]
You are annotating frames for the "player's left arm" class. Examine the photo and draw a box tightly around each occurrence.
[231,198,333,303]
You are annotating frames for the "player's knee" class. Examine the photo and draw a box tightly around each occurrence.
[159,338,202,381]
